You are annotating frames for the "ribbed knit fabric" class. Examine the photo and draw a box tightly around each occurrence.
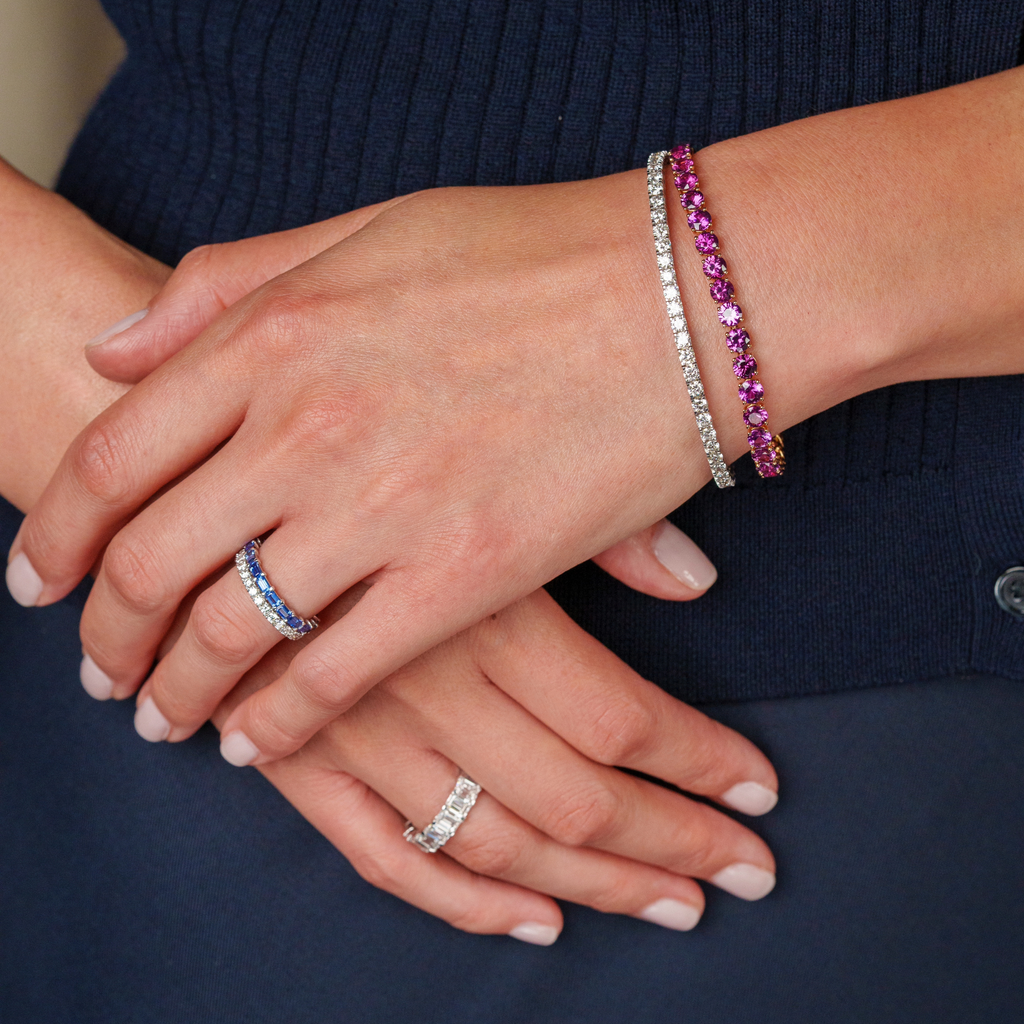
[55,0,1024,703]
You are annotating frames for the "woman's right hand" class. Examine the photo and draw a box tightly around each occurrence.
[207,586,778,943]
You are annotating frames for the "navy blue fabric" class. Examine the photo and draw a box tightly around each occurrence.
[3,494,1024,1021]
[4,1,1024,1019]
[57,0,1024,703]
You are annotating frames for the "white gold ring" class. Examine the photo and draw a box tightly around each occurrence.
[403,773,481,853]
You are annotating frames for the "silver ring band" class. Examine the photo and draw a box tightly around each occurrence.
[235,539,320,641]
[403,773,481,853]
[648,150,735,488]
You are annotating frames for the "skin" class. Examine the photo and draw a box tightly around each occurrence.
[0,159,776,940]
[11,66,1024,770]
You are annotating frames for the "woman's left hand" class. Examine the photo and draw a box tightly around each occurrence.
[200,585,778,941]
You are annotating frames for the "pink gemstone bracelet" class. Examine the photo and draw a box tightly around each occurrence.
[668,144,785,479]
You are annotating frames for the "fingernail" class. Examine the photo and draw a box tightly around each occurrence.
[134,696,171,742]
[220,730,261,767]
[638,898,702,931]
[711,863,776,901]
[5,552,44,607]
[80,654,114,701]
[85,309,148,349]
[508,922,560,946]
[721,781,778,816]
[651,520,717,590]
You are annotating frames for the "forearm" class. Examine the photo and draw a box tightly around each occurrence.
[667,65,1024,468]
[0,158,169,510]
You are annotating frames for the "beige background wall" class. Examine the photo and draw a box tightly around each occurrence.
[0,0,124,187]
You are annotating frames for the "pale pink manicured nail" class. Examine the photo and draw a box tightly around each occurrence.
[639,898,702,931]
[84,309,148,349]
[134,696,171,743]
[80,655,114,701]
[220,731,261,767]
[5,552,44,607]
[651,520,717,590]
[508,922,560,946]
[711,863,776,901]
[721,781,779,816]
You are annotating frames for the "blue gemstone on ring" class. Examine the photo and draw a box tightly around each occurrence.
[236,539,318,640]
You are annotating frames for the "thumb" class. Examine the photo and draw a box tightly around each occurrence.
[84,198,403,383]
[591,519,717,601]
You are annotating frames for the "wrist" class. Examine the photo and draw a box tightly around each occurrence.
[0,159,170,510]
[662,65,1024,480]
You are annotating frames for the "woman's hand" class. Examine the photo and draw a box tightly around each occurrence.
[9,170,734,768]
[84,208,721,604]
[206,586,778,942]
[19,65,1024,767]
[0,161,771,944]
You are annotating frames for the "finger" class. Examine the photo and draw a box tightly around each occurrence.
[8,317,256,606]
[379,657,775,899]
[74,410,372,698]
[216,566,503,764]
[314,711,707,928]
[85,198,410,383]
[131,523,378,740]
[473,590,779,816]
[258,754,564,943]
[591,519,717,601]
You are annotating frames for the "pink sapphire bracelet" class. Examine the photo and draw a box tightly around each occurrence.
[668,144,785,479]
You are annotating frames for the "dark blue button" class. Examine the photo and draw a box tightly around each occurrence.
[994,567,1024,618]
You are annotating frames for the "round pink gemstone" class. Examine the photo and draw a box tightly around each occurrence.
[675,172,700,192]
[702,255,727,278]
[756,460,782,478]
[743,404,768,427]
[733,353,757,379]
[710,279,735,302]
[694,231,718,254]
[747,427,772,449]
[718,302,743,326]
[680,190,704,210]
[670,144,692,162]
[677,157,695,172]
[726,328,750,352]
[738,379,764,403]
[687,209,711,231]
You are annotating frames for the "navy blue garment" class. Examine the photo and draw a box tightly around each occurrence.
[3,1,1024,1020]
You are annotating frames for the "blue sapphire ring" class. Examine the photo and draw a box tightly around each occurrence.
[235,539,320,641]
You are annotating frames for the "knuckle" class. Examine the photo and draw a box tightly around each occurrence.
[580,694,658,766]
[451,821,526,879]
[234,287,322,362]
[290,648,359,714]
[539,783,622,848]
[281,394,365,453]
[173,243,216,281]
[676,722,738,791]
[101,533,169,616]
[350,845,406,893]
[190,592,262,668]
[73,420,134,507]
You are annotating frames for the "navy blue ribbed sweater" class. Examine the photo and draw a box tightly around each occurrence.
[56,0,1024,701]
[5,6,1024,1023]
